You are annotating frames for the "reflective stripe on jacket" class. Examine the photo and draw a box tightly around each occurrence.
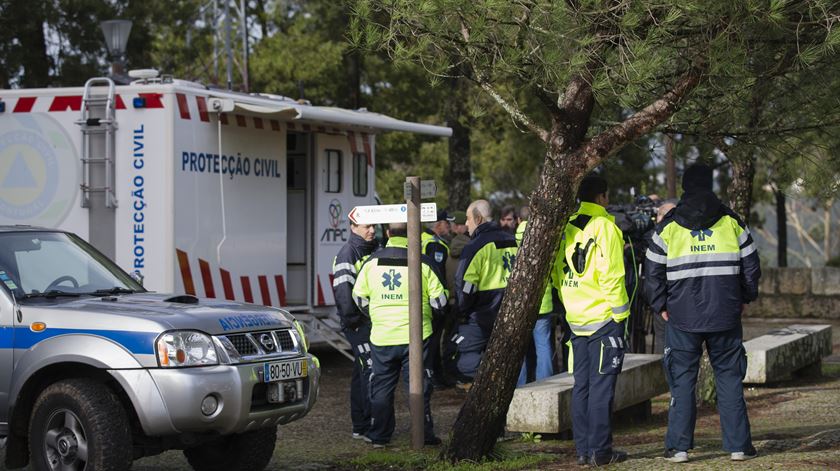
[644,207,761,332]
[515,220,553,315]
[352,236,447,346]
[552,202,629,336]
[455,222,518,331]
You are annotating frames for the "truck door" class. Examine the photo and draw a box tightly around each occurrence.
[285,132,310,306]
[0,278,17,427]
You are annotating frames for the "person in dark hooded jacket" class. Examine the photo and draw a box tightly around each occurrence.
[644,163,760,463]
[332,222,378,439]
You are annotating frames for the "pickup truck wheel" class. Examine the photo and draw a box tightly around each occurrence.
[29,379,133,471]
[184,427,277,471]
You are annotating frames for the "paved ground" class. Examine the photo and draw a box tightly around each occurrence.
[3,317,839,470]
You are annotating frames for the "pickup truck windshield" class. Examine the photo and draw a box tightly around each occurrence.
[0,231,144,300]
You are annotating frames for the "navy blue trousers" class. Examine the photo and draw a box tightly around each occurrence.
[570,320,626,459]
[367,341,435,443]
[453,321,488,381]
[663,323,753,453]
[343,323,372,434]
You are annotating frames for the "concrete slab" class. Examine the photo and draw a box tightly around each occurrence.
[506,354,667,434]
[744,324,832,384]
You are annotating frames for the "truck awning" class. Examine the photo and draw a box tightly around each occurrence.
[292,106,452,137]
[208,95,452,137]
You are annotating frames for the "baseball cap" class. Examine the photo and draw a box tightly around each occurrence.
[436,211,456,222]
[450,211,467,225]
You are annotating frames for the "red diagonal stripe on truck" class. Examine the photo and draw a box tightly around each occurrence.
[241,276,254,303]
[316,275,325,306]
[220,269,235,300]
[13,97,36,112]
[198,259,216,298]
[274,275,287,306]
[176,249,196,295]
[114,95,127,109]
[49,96,82,112]
[258,275,272,306]
[176,93,190,119]
[348,131,359,156]
[362,132,373,167]
[196,96,209,122]
[138,93,164,109]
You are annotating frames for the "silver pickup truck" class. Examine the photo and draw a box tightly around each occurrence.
[0,227,320,471]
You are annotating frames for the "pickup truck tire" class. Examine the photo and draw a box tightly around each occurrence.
[28,378,133,471]
[183,427,277,471]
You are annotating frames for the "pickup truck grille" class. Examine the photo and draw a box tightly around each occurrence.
[218,328,301,362]
[227,334,258,355]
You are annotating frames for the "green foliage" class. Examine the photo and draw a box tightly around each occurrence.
[518,432,541,444]
[0,0,178,87]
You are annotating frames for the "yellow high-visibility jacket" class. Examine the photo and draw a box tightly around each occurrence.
[552,202,629,336]
[352,236,447,346]
[515,220,553,315]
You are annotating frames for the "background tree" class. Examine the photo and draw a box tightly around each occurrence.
[354,0,840,461]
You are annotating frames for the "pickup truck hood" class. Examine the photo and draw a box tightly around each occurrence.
[20,293,296,336]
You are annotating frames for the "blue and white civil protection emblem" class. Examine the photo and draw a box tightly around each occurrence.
[0,114,78,226]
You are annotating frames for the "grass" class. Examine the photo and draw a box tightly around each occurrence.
[349,445,553,471]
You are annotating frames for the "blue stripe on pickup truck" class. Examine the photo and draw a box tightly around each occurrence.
[0,327,158,354]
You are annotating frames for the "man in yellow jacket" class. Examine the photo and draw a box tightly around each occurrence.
[353,223,447,447]
[552,175,629,466]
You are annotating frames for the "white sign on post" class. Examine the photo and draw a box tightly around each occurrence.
[348,203,437,225]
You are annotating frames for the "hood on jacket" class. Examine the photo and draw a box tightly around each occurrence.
[673,190,724,230]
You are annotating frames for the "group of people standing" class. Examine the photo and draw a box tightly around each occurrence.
[331,164,762,467]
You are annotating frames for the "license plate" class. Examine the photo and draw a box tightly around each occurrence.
[263,359,307,383]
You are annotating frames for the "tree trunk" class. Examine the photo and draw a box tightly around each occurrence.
[442,145,585,461]
[17,2,50,87]
[729,155,755,221]
[776,188,787,267]
[446,77,472,211]
[665,134,677,199]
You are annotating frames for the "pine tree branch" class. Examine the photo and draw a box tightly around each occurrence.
[457,16,550,141]
[577,62,704,167]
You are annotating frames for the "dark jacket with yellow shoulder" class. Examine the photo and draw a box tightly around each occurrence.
[644,190,761,333]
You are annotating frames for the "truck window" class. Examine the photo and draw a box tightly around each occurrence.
[14,239,101,293]
[353,153,368,196]
[325,149,342,193]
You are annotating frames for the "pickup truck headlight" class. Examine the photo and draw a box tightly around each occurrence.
[156,331,218,367]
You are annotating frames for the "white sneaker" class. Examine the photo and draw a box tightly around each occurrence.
[665,451,689,463]
[731,450,757,461]
[352,432,365,440]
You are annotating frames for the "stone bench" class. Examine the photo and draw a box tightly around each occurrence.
[506,354,667,434]
[744,324,832,384]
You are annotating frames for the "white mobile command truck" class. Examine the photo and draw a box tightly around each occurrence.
[0,72,450,470]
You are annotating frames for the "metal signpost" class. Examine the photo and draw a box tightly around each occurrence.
[405,176,423,450]
[348,178,436,450]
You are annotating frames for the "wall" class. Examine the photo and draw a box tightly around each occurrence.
[748,267,840,319]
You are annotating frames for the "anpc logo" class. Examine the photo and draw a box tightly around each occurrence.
[382,269,402,290]
[320,198,348,244]
[0,114,78,226]
[691,229,713,241]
